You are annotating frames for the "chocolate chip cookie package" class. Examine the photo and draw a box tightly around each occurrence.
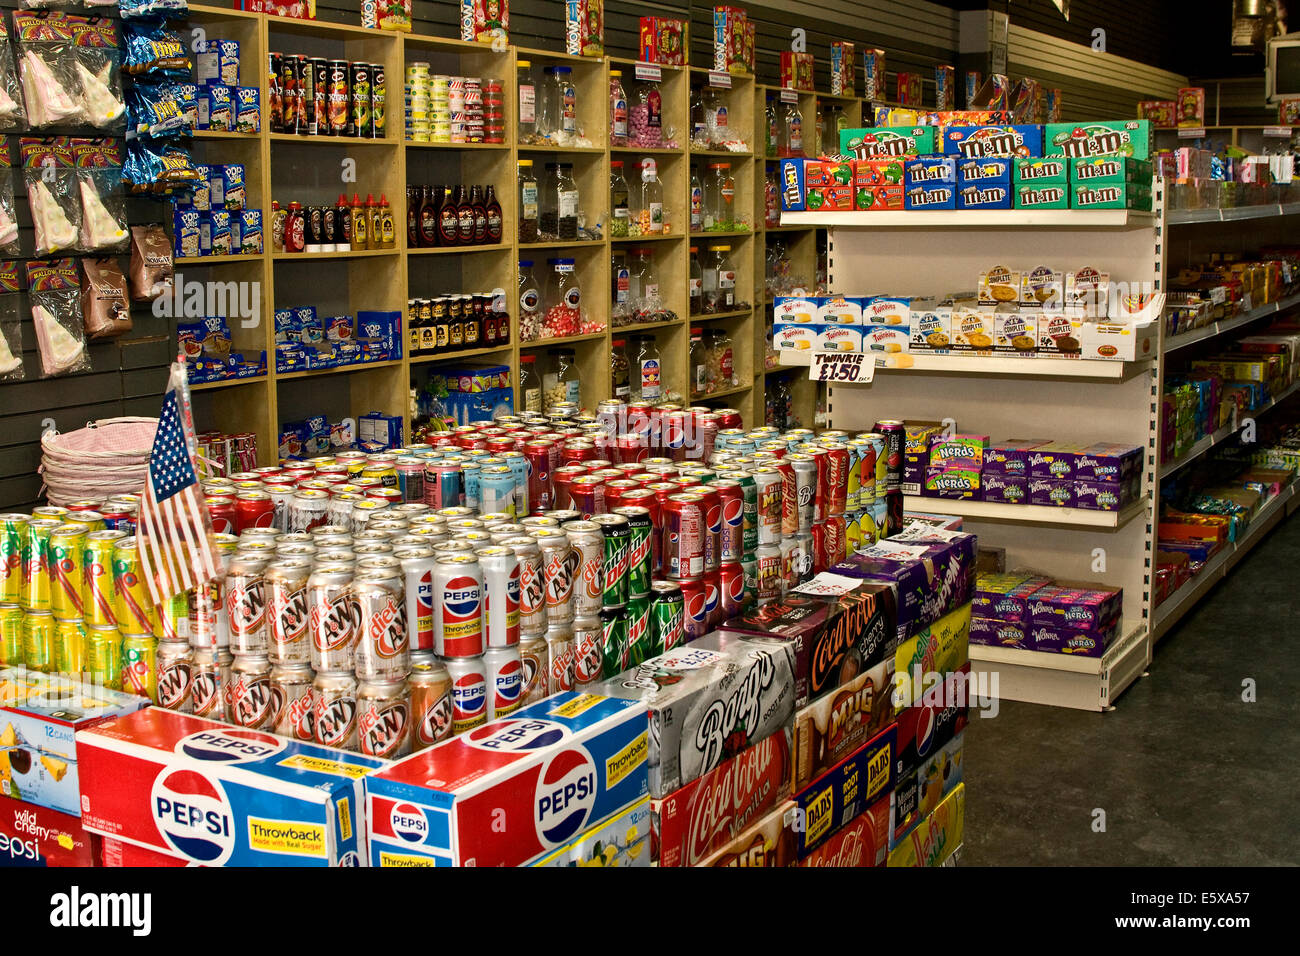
[592,631,797,798]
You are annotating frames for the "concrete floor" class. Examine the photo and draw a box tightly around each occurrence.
[963,511,1300,866]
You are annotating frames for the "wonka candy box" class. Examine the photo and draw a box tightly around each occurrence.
[973,571,1051,622]
[1045,120,1151,160]
[924,468,980,498]
[1028,442,1081,479]
[697,801,796,866]
[789,654,895,791]
[593,633,797,798]
[888,782,964,867]
[77,709,383,866]
[928,434,988,470]
[980,472,1028,504]
[862,49,886,100]
[367,692,648,867]
[1,670,149,816]
[0,794,101,867]
[841,126,936,159]
[943,124,1042,158]
[1030,618,1119,656]
[653,726,792,867]
[797,794,889,866]
[1028,581,1122,633]
[969,615,1029,649]
[1029,477,1075,507]
[1074,441,1141,483]
[892,604,971,711]
[528,797,651,867]
[1075,481,1130,512]
[793,724,896,860]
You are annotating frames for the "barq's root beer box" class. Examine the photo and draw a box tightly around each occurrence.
[366,692,649,867]
[1,668,149,816]
[76,708,384,866]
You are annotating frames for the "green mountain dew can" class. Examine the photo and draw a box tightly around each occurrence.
[624,594,653,667]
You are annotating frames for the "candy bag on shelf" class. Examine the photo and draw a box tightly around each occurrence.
[0,261,24,380]
[127,78,189,138]
[72,139,128,251]
[13,11,86,128]
[81,256,131,340]
[123,23,190,77]
[69,17,125,131]
[129,224,173,302]
[119,0,189,21]
[27,258,89,377]
[123,139,199,195]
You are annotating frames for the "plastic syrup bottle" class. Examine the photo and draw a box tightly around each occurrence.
[350,193,368,250]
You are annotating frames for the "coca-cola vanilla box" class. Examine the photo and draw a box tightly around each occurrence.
[593,632,797,799]
[653,726,793,867]
[697,801,797,867]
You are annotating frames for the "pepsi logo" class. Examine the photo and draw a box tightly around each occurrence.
[706,505,721,533]
[534,747,597,846]
[722,498,743,527]
[176,729,286,764]
[493,659,524,706]
[150,767,235,865]
[915,706,936,757]
[452,671,487,719]
[443,576,482,620]
[703,581,719,614]
[390,802,429,843]
[417,571,434,613]
[465,718,569,752]
[724,572,745,603]
[506,566,521,608]
[684,591,707,622]
[339,851,361,866]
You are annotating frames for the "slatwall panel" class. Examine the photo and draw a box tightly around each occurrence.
[1003,0,1197,76]
[0,2,175,511]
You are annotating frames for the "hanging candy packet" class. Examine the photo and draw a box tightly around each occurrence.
[21,137,81,255]
[123,139,199,195]
[129,223,172,302]
[0,261,24,381]
[127,78,189,138]
[119,0,190,21]
[124,24,190,77]
[0,17,28,130]
[81,256,131,340]
[0,144,20,255]
[13,11,86,128]
[72,137,128,251]
[68,15,125,131]
[26,257,88,377]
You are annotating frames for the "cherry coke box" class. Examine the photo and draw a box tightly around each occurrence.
[76,708,384,866]
[365,692,649,867]
[0,794,101,867]
[653,725,793,867]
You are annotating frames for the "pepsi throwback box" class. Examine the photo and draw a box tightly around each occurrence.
[888,782,965,867]
[528,796,652,867]
[0,794,101,867]
[1,668,150,816]
[76,708,384,866]
[653,725,793,867]
[798,793,890,867]
[365,692,649,867]
[793,724,896,860]
[592,632,798,798]
[717,581,896,707]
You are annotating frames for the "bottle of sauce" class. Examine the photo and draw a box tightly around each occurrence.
[270,200,286,252]
[437,184,459,247]
[379,194,395,249]
[484,184,503,245]
[420,185,440,248]
[350,193,368,250]
[469,185,488,244]
[365,194,381,250]
[285,201,305,253]
[406,186,419,247]
[456,185,475,245]
[336,194,352,251]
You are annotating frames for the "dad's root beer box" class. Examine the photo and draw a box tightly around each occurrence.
[365,692,649,867]
[75,708,384,867]
[654,725,793,867]
[793,724,896,860]
[592,632,797,798]
[798,794,890,867]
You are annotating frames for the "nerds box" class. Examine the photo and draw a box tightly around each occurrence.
[75,708,385,866]
[365,692,649,867]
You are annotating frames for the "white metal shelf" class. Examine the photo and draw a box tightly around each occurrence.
[1167,202,1300,225]
[901,495,1147,529]
[781,209,1157,229]
[1164,292,1300,354]
[777,348,1149,379]
[1158,379,1300,480]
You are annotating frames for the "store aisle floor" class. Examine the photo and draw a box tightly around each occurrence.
[964,511,1300,866]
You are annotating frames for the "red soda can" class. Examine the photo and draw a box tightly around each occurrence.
[691,412,721,462]
[485,436,516,455]
[663,411,690,461]
[551,464,587,509]
[701,569,722,628]
[524,441,553,512]
[713,479,744,563]
[810,521,829,573]
[646,481,680,510]
[252,466,283,481]
[664,494,705,579]
[690,487,721,574]
[206,495,236,535]
[670,475,701,491]
[710,407,743,429]
[773,459,798,535]
[583,459,613,471]
[613,462,643,476]
[719,561,745,618]
[235,491,275,533]
[759,441,789,459]
[824,514,846,564]
[561,442,595,465]
[679,576,708,640]
[568,475,605,519]
[603,478,642,511]
[616,433,647,465]
[821,443,849,517]
[801,445,831,523]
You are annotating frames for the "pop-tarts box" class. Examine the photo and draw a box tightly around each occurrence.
[366,692,649,867]
[75,708,384,865]
[943,124,1042,158]
[0,669,149,817]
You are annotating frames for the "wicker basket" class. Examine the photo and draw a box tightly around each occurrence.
[40,417,158,506]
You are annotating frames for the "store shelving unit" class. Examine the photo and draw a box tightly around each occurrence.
[787,188,1168,711]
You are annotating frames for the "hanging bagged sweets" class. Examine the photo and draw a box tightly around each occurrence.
[129,224,173,302]
[27,258,89,377]
[0,262,24,381]
[68,15,124,130]
[14,13,84,127]
[21,138,81,255]
[81,257,131,340]
[73,138,128,251]
[0,146,19,255]
[0,18,28,130]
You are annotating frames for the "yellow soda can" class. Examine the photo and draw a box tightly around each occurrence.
[84,530,126,627]
[0,514,28,604]
[85,625,123,689]
[49,523,90,620]
[53,617,86,674]
[0,604,23,667]
[22,611,55,673]
[121,634,158,702]
[112,537,157,634]
[21,518,62,613]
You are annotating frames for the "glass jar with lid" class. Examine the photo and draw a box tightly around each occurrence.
[781,98,803,158]
[819,103,842,157]
[702,244,736,313]
[690,86,707,147]
[689,329,708,397]
[703,163,735,231]
[631,334,663,402]
[518,259,542,342]
[519,352,543,412]
[518,159,540,243]
[517,59,540,144]
[689,167,703,233]
[628,247,659,321]
[554,66,578,142]
[708,327,738,389]
[610,339,631,401]
[765,96,779,157]
[630,76,663,148]
[609,160,630,238]
[541,163,579,241]
[688,245,703,315]
[638,158,664,235]
[543,348,581,410]
[611,250,632,326]
[703,85,729,147]
[536,65,558,141]
[544,257,583,338]
[609,69,628,147]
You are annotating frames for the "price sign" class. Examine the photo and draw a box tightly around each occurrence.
[810,350,874,384]
[1263,126,1293,137]
[634,63,662,83]
[1177,128,1207,139]
[779,89,799,104]
[708,71,732,89]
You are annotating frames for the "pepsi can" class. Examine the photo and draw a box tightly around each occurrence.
[443,653,487,735]
[484,645,524,719]
[432,553,485,658]
[476,546,521,647]
[398,548,437,653]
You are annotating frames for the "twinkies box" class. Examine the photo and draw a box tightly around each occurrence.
[797,794,890,866]
[793,724,896,860]
[528,796,652,867]
[366,692,648,867]
[653,726,793,867]
[1,669,150,816]
[888,782,964,867]
[0,794,101,867]
[592,632,797,798]
[76,708,384,866]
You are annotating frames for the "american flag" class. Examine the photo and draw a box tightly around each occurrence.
[137,361,220,605]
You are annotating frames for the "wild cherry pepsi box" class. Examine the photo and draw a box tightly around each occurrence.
[76,708,385,866]
[365,692,649,867]
[0,793,101,867]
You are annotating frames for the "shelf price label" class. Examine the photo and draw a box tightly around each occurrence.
[810,350,874,384]
[1263,126,1293,137]
[634,63,662,83]
[708,71,732,89]
[779,89,799,104]
[1177,127,1207,139]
